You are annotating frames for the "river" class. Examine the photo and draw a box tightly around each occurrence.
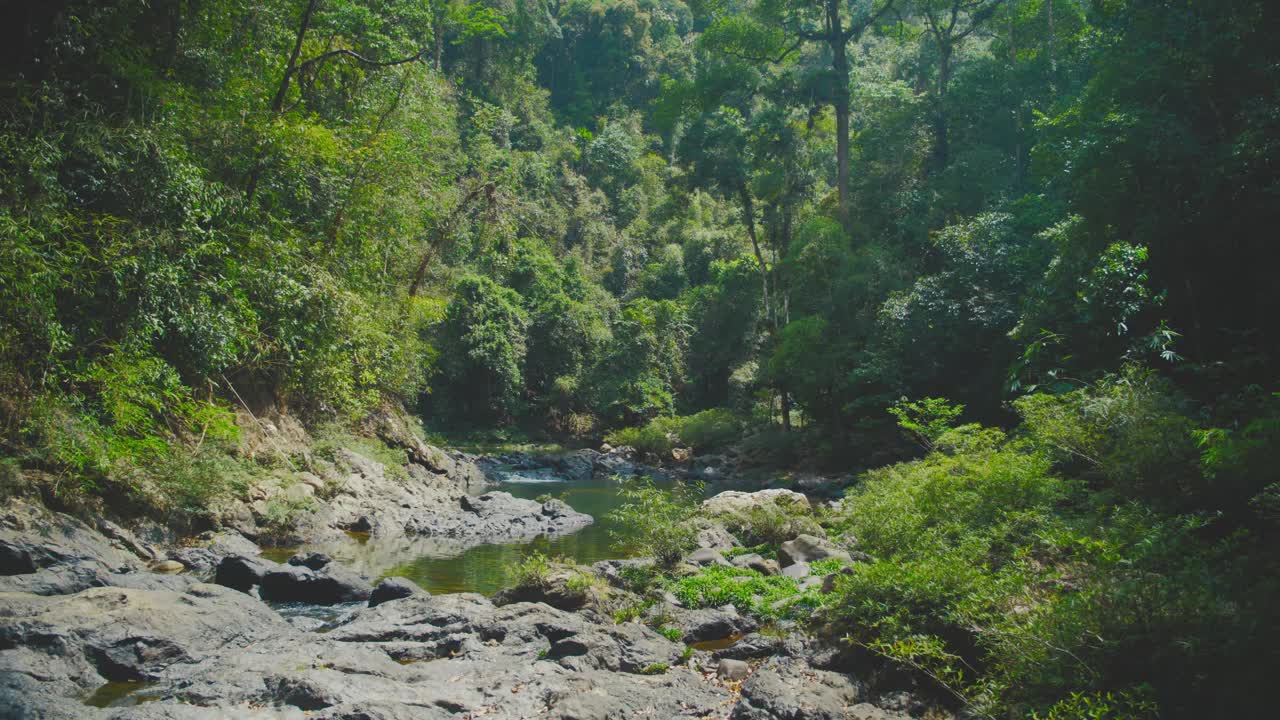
[262,459,675,596]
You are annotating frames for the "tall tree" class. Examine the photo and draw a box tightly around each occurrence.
[706,0,897,226]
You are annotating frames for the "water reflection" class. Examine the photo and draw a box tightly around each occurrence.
[284,467,675,596]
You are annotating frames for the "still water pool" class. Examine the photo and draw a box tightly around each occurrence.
[267,464,676,596]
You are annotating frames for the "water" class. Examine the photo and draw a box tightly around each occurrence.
[276,463,674,596]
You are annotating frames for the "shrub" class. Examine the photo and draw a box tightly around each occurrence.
[677,408,741,452]
[607,478,703,566]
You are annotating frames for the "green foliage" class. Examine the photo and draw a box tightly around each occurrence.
[604,408,742,457]
[887,398,965,450]
[606,478,703,567]
[668,565,819,622]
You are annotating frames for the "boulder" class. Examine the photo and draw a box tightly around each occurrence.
[730,553,780,576]
[687,548,731,567]
[694,521,740,552]
[368,577,425,607]
[778,534,851,568]
[1,500,144,577]
[701,489,811,520]
[677,606,758,643]
[730,658,866,720]
[213,554,278,593]
[259,563,372,605]
[780,562,811,579]
[718,658,751,681]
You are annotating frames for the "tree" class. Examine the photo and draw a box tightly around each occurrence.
[703,0,899,225]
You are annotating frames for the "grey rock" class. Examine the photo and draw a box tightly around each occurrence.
[702,489,811,519]
[259,563,372,605]
[214,554,277,593]
[368,577,424,607]
[687,547,731,567]
[730,658,865,720]
[676,606,758,643]
[718,658,751,681]
[781,561,811,579]
[778,534,851,568]
[695,521,740,551]
[1,500,144,578]
[731,553,780,576]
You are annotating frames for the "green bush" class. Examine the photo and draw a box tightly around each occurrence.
[668,565,820,621]
[677,408,741,452]
[604,408,742,458]
[606,478,703,566]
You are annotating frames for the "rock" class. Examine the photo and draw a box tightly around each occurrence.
[166,531,261,574]
[281,482,316,503]
[591,558,654,589]
[730,658,865,720]
[702,489,811,520]
[0,583,289,717]
[549,451,597,483]
[368,577,424,607]
[672,447,692,462]
[297,471,327,491]
[149,560,185,573]
[821,566,855,594]
[677,606,758,643]
[288,552,333,571]
[493,564,595,611]
[214,554,277,593]
[781,561,811,579]
[687,547,731,567]
[718,658,751,680]
[694,520,740,551]
[259,563,372,605]
[778,534,851,568]
[731,553,780,576]
[711,632,800,661]
[1,500,144,577]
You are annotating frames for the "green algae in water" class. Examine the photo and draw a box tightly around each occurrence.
[84,680,157,708]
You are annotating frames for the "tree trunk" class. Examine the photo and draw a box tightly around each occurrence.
[828,0,851,227]
[433,4,445,71]
[930,43,952,174]
[247,0,319,200]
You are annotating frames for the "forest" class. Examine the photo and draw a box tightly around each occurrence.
[1,0,1278,717]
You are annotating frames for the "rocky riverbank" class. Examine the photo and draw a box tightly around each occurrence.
[2,426,947,719]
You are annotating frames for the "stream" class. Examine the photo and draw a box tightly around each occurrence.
[262,459,676,596]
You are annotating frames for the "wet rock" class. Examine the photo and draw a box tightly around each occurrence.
[259,563,372,605]
[731,553,780,576]
[730,658,866,720]
[718,658,751,680]
[778,534,851,568]
[288,552,333,571]
[687,547,731,567]
[711,632,798,661]
[368,577,424,607]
